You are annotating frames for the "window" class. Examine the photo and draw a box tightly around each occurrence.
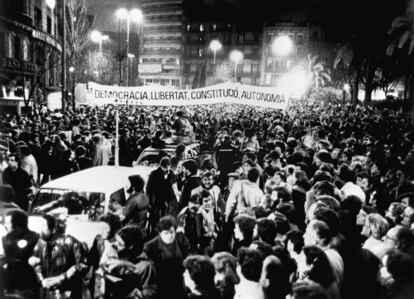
[6,33,13,58]
[200,24,204,32]
[213,24,217,31]
[312,31,319,40]
[297,33,304,45]
[265,74,271,84]
[34,7,42,29]
[47,16,52,34]
[187,25,190,31]
[22,38,29,60]
[161,79,166,85]
[183,63,190,73]
[199,35,204,42]
[251,64,258,73]
[243,63,250,73]
[13,36,21,59]
[225,33,231,44]
[198,48,204,57]
[266,59,273,71]
[237,64,243,74]
[238,33,244,44]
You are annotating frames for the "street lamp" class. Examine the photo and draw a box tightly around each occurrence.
[272,36,293,56]
[90,30,109,53]
[127,53,135,94]
[69,66,75,110]
[209,40,222,66]
[230,50,243,82]
[46,0,66,111]
[116,8,143,86]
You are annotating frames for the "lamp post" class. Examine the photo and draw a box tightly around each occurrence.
[127,53,135,87]
[230,50,243,83]
[209,40,222,67]
[116,8,143,86]
[90,30,109,54]
[69,66,75,110]
[46,0,66,111]
[343,83,350,104]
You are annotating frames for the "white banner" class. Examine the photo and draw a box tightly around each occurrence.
[81,82,289,109]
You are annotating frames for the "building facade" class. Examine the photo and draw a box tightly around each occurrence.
[260,23,326,86]
[182,22,261,88]
[139,0,183,88]
[0,0,62,113]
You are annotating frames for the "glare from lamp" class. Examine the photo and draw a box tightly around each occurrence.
[116,8,128,20]
[129,8,143,23]
[272,36,293,56]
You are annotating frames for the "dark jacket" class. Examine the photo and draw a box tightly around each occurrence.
[33,234,89,299]
[144,233,190,299]
[146,167,177,226]
[76,156,93,170]
[179,176,201,210]
[123,191,149,231]
[2,167,32,210]
[103,252,157,299]
[2,228,40,296]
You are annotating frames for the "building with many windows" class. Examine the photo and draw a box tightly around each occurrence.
[0,0,62,113]
[139,0,183,87]
[182,22,261,88]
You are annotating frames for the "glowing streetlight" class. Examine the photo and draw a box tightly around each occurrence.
[277,67,310,99]
[90,30,109,53]
[272,36,293,56]
[230,50,243,82]
[68,66,75,73]
[116,8,143,86]
[46,0,56,9]
[209,40,222,66]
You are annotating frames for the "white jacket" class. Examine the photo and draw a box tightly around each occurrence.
[225,180,263,221]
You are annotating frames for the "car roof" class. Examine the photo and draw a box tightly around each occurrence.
[40,165,156,194]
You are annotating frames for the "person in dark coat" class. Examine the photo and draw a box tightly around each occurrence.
[122,175,150,234]
[1,210,40,299]
[2,153,33,211]
[75,145,93,170]
[179,159,201,210]
[32,214,89,299]
[99,225,157,299]
[144,216,190,299]
[146,157,177,232]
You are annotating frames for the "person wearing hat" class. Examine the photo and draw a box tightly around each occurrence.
[122,175,149,235]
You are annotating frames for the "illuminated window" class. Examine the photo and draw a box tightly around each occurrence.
[200,24,204,32]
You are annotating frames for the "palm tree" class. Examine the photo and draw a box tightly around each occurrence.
[388,5,414,122]
[301,54,331,94]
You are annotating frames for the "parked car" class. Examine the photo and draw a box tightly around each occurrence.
[0,165,155,250]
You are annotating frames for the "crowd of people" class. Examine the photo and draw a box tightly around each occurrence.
[1,102,414,299]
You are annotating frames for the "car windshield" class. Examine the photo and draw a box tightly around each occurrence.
[30,189,104,217]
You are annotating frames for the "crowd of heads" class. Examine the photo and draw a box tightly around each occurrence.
[1,102,414,299]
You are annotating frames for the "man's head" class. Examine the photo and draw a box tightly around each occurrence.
[7,154,20,170]
[127,175,145,194]
[157,216,177,245]
[5,209,28,232]
[40,214,66,241]
[304,219,331,247]
[183,255,216,293]
[362,213,389,239]
[247,167,260,184]
[182,159,198,177]
[188,193,201,213]
[113,225,144,259]
[201,171,215,189]
[160,156,171,172]
[256,218,277,246]
[402,206,414,228]
[237,247,263,282]
[234,214,256,241]
[200,190,213,212]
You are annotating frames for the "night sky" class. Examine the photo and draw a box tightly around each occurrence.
[86,0,407,34]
